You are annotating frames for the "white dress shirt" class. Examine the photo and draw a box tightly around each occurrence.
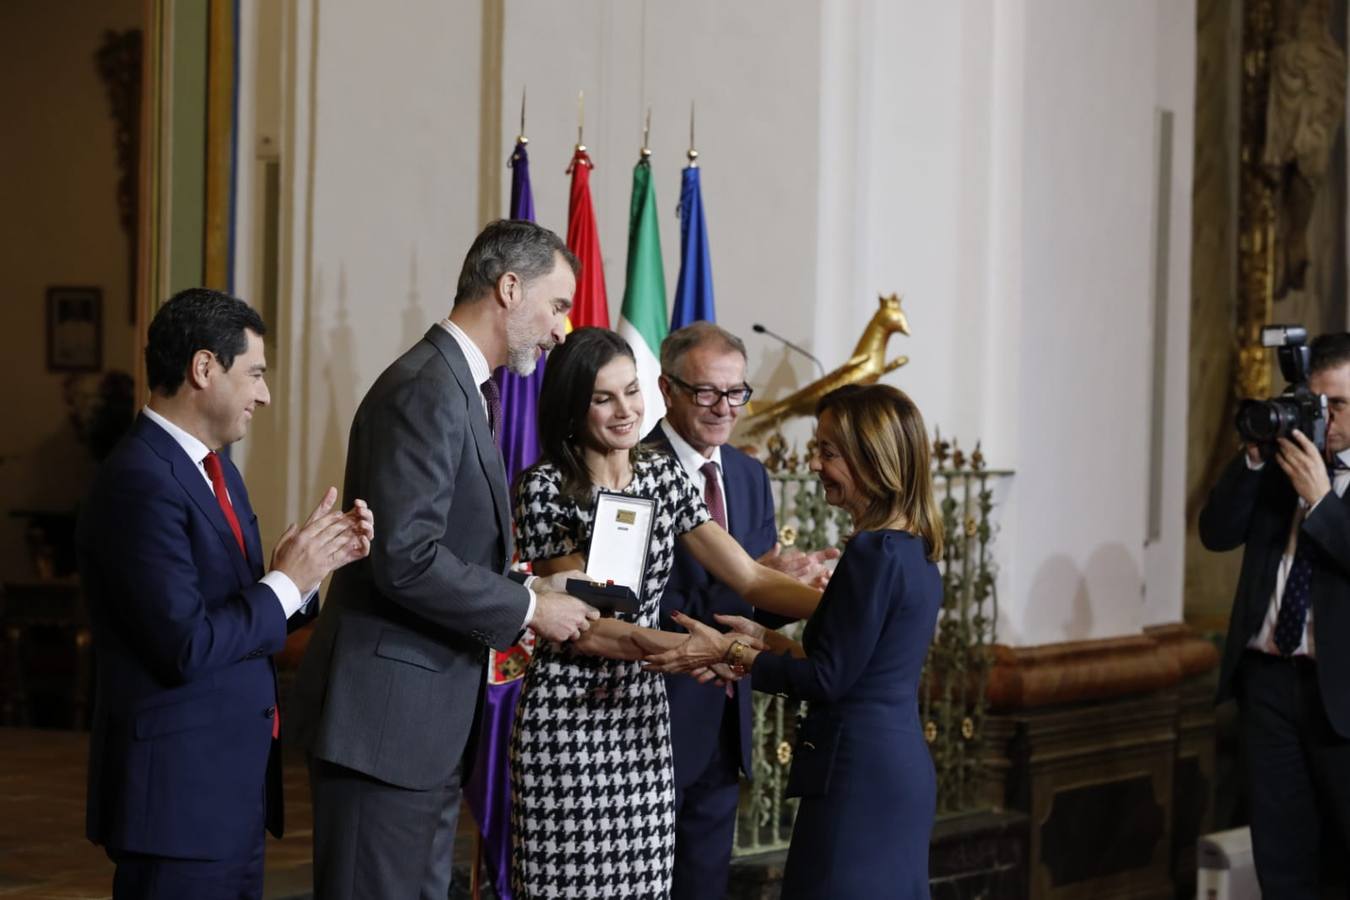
[1246,447,1350,658]
[659,418,729,531]
[141,406,308,618]
[436,318,537,629]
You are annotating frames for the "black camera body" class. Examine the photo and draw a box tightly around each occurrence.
[1236,325,1328,453]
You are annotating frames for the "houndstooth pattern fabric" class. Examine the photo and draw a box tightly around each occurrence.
[510,452,710,898]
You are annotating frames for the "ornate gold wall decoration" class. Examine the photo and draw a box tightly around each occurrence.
[741,293,910,436]
[1234,0,1346,402]
[1235,0,1278,403]
[1186,0,1347,628]
[1263,0,1347,298]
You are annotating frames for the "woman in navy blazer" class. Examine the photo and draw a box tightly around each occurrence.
[641,383,945,898]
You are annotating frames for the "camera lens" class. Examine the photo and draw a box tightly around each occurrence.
[1236,398,1298,443]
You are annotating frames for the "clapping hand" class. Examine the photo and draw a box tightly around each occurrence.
[757,543,839,590]
[271,489,375,594]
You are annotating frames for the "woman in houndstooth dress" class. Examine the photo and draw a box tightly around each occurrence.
[508,329,822,899]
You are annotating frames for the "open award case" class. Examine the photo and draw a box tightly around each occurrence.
[568,490,656,617]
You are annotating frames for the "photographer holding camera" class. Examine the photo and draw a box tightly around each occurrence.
[1201,328,1350,896]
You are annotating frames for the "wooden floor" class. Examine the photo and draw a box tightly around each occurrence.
[0,727,481,899]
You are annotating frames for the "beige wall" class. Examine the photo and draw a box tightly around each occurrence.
[230,0,1196,644]
[0,0,143,579]
[813,0,1195,644]
[232,0,488,554]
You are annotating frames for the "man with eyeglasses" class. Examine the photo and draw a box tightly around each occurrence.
[646,321,837,900]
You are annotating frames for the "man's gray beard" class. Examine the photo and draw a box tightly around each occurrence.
[503,311,539,376]
[506,344,538,377]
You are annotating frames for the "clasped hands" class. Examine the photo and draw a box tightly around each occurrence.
[632,612,770,686]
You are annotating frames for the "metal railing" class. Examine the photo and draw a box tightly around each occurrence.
[733,437,1010,854]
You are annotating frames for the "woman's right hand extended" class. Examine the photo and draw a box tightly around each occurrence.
[636,611,766,674]
[712,614,766,644]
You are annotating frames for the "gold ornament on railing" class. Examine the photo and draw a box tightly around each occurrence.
[970,441,985,472]
[933,429,951,468]
[742,294,911,436]
[764,433,789,473]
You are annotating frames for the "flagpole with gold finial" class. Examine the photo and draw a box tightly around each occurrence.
[687,101,698,167]
[568,90,591,174]
[518,86,527,145]
[577,89,585,152]
[509,87,527,171]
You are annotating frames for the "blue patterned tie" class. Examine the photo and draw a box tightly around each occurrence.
[480,377,501,439]
[1274,537,1313,656]
[1273,457,1344,655]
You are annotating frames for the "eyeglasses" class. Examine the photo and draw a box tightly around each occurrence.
[664,373,754,408]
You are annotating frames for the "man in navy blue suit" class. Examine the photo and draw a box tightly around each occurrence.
[78,288,374,900]
[646,322,835,900]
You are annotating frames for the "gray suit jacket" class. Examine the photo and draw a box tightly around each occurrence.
[291,326,530,790]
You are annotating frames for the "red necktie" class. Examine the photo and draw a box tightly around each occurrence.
[203,452,246,558]
[700,461,735,699]
[700,461,727,530]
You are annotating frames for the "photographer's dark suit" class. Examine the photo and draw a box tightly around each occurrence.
[647,423,793,899]
[1200,450,1350,896]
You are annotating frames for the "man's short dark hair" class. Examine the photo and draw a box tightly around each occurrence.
[659,321,747,378]
[453,219,579,306]
[145,288,266,395]
[1310,333,1350,376]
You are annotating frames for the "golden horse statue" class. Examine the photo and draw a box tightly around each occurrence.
[741,293,911,436]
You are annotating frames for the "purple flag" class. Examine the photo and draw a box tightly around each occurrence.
[465,137,538,900]
[493,139,543,488]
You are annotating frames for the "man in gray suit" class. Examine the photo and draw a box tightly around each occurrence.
[291,220,598,899]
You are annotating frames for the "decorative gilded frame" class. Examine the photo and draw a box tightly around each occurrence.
[132,0,237,399]
[1235,0,1278,402]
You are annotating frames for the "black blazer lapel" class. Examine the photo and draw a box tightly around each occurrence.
[424,327,513,564]
[135,415,255,587]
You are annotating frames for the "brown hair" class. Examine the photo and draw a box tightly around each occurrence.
[525,327,644,505]
[815,384,944,561]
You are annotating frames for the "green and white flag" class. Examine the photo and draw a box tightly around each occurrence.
[617,155,668,436]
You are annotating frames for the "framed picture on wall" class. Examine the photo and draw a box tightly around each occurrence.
[46,286,103,372]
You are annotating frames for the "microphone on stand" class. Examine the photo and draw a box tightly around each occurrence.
[752,323,826,379]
